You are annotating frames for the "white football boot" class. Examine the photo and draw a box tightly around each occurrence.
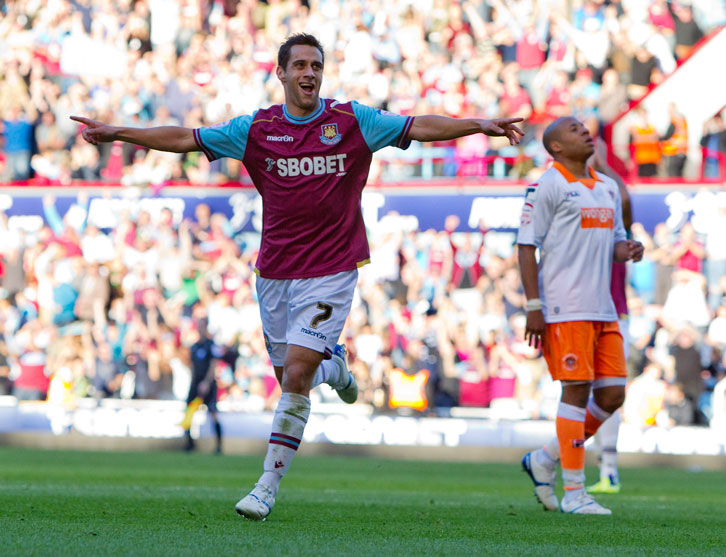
[522,450,559,511]
[560,490,612,515]
[235,483,275,521]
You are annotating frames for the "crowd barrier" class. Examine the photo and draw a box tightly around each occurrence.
[2,397,725,458]
[2,181,726,236]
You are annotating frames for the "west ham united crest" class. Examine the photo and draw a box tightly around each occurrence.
[320,123,341,145]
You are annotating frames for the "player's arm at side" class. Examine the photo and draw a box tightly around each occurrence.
[407,115,525,145]
[70,116,198,153]
[518,243,545,348]
[518,244,540,303]
[608,174,644,263]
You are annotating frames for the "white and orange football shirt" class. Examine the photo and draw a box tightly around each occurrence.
[517,162,627,324]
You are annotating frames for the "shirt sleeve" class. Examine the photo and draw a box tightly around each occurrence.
[350,101,413,152]
[517,177,557,247]
[194,113,256,162]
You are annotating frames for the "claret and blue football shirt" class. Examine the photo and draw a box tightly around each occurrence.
[194,99,413,279]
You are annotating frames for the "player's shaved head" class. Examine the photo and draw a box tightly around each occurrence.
[542,117,575,157]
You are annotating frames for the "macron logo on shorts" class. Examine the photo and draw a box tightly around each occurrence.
[301,327,327,341]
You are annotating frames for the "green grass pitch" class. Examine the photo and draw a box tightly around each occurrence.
[1,447,724,556]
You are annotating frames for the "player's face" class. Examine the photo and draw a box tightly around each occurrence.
[558,118,595,160]
[277,45,323,116]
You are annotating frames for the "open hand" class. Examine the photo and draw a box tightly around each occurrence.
[481,118,525,145]
[70,115,118,145]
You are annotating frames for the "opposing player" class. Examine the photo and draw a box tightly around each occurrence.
[71,33,524,521]
[518,117,643,514]
[587,139,634,495]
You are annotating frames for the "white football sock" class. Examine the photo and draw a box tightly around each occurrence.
[259,393,311,495]
[597,413,621,481]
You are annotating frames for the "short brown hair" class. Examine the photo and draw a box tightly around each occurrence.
[278,34,324,70]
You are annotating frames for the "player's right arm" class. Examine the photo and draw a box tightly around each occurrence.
[70,116,198,153]
[518,243,545,348]
[516,176,557,348]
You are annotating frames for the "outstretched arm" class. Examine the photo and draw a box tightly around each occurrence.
[70,116,199,153]
[407,116,525,145]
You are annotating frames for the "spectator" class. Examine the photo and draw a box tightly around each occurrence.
[73,262,110,324]
[659,382,695,426]
[445,215,486,291]
[650,223,675,306]
[597,68,628,123]
[1,104,36,181]
[629,223,657,304]
[668,0,704,60]
[670,327,705,422]
[703,201,726,309]
[630,106,661,177]
[700,114,726,179]
[661,269,711,330]
[11,323,51,400]
[1,243,26,298]
[628,44,658,101]
[660,103,689,177]
[672,222,705,274]
[0,339,11,396]
[623,361,668,427]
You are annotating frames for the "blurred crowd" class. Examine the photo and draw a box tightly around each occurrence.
[1,193,725,431]
[1,0,725,431]
[1,0,726,184]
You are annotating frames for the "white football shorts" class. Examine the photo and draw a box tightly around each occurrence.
[256,269,358,366]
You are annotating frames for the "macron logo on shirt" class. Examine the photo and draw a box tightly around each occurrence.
[266,135,294,142]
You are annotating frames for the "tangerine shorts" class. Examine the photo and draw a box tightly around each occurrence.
[542,321,626,382]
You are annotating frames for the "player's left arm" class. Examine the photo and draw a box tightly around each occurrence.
[613,190,643,263]
[589,138,642,261]
[407,115,525,145]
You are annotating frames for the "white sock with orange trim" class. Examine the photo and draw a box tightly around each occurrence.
[556,402,587,497]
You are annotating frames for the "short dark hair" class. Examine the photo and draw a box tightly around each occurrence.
[278,33,324,70]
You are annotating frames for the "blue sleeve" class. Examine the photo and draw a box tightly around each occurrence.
[194,113,256,162]
[351,101,413,153]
